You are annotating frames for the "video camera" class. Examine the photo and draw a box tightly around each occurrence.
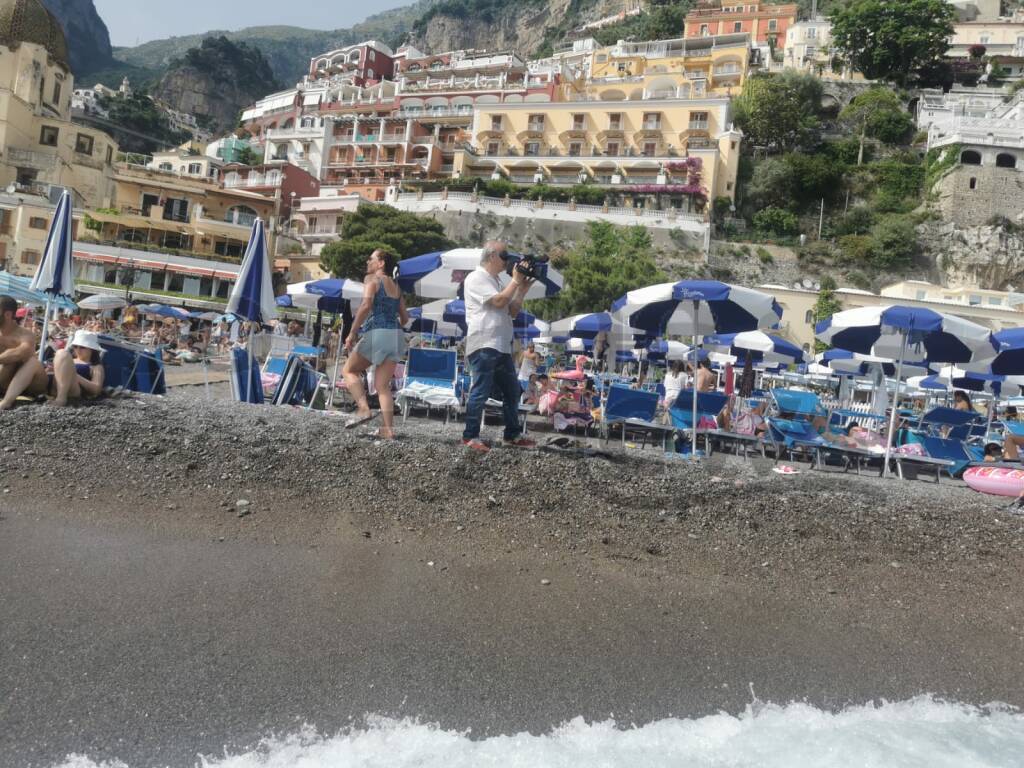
[504,252,550,282]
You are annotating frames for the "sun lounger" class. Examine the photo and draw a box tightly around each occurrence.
[668,391,742,456]
[97,335,166,395]
[271,355,326,409]
[229,348,264,404]
[396,347,460,425]
[765,418,829,467]
[601,384,675,451]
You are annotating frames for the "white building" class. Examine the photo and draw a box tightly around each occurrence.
[147,145,225,182]
[783,17,832,71]
[916,85,1009,135]
[71,87,108,117]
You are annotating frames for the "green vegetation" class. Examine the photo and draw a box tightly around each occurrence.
[98,92,191,149]
[172,36,281,95]
[839,88,916,164]
[753,207,800,237]
[830,0,956,86]
[320,203,454,279]
[733,71,824,150]
[812,276,843,351]
[532,221,666,319]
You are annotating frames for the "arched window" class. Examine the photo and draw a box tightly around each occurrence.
[367,69,375,80]
[961,149,982,165]
[430,60,444,70]
[301,116,316,128]
[281,117,295,130]
[408,63,421,72]
[996,153,1017,169]
[805,310,814,325]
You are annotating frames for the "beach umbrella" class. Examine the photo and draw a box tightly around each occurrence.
[0,271,76,311]
[227,219,277,403]
[565,337,594,354]
[76,295,127,312]
[703,330,805,365]
[284,278,364,313]
[28,189,74,361]
[404,307,464,340]
[435,298,544,340]
[395,247,563,300]
[817,349,931,378]
[962,328,1024,377]
[816,305,997,476]
[612,280,780,456]
[137,303,190,320]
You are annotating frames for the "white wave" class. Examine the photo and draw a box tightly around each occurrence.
[55,695,1024,768]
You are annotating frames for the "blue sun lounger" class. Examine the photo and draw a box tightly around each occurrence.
[396,347,460,425]
[601,384,675,450]
[668,391,745,456]
[271,355,326,409]
[97,335,166,395]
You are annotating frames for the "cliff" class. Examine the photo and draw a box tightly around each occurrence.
[151,37,280,133]
[39,0,114,75]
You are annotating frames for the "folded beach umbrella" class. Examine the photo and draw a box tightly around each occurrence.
[396,248,563,300]
[284,278,364,313]
[29,189,75,361]
[78,295,127,312]
[227,218,277,403]
[612,280,780,456]
[816,305,997,475]
[703,330,805,365]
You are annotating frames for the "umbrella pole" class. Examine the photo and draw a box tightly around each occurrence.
[692,300,699,458]
[882,331,907,479]
[37,295,52,362]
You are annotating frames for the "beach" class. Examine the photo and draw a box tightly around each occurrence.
[1,392,1024,766]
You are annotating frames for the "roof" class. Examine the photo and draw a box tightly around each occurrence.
[0,0,69,69]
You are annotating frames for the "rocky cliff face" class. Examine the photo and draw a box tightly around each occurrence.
[410,0,622,56]
[39,0,113,75]
[919,218,1024,292]
[151,37,279,133]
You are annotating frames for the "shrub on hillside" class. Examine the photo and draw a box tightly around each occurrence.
[753,206,800,236]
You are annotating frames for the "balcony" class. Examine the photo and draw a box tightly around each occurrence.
[226,211,257,227]
[7,147,57,170]
[527,122,546,132]
[688,121,710,131]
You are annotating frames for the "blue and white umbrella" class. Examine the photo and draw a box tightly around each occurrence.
[963,328,1024,376]
[405,305,464,339]
[817,349,931,378]
[138,303,190,320]
[227,219,277,403]
[284,278,364,313]
[0,271,76,311]
[434,298,547,340]
[396,248,563,300]
[703,330,805,366]
[29,189,75,361]
[549,311,643,350]
[612,280,780,456]
[816,305,997,474]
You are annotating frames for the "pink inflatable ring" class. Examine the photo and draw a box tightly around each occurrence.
[963,465,1024,497]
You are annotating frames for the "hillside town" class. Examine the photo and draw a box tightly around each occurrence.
[1,0,1023,353]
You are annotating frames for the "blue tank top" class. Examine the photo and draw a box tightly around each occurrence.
[75,362,93,379]
[361,281,401,333]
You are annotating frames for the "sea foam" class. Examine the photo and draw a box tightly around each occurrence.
[55,695,1024,768]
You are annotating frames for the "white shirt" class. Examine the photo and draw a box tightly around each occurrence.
[663,371,686,401]
[464,267,513,357]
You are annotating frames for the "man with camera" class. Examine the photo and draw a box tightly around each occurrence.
[461,240,537,453]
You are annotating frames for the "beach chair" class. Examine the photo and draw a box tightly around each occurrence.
[271,355,326,410]
[601,384,675,451]
[770,388,825,420]
[765,418,829,467]
[261,354,290,394]
[97,335,166,395]
[229,348,264,405]
[396,347,460,425]
[917,406,985,441]
[668,391,738,456]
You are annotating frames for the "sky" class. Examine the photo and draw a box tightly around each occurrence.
[93,0,411,47]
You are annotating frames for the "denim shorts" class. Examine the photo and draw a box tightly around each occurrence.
[355,328,407,365]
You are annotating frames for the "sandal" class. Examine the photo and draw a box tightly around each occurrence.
[344,412,378,429]
[369,428,396,440]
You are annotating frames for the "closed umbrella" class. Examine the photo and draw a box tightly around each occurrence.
[226,219,277,403]
[612,280,780,456]
[816,305,997,476]
[738,351,755,398]
[29,189,74,361]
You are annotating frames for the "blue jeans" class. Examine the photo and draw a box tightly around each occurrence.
[463,348,522,441]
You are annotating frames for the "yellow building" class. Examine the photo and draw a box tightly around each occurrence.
[766,281,1024,353]
[580,33,751,101]
[0,189,83,277]
[0,0,119,208]
[81,162,278,261]
[457,97,742,209]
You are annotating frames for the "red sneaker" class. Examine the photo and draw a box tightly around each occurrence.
[502,437,537,449]
[462,438,490,453]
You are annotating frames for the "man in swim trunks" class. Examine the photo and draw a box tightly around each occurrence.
[0,295,48,410]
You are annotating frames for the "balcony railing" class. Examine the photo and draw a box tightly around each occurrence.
[8,147,57,170]
[688,121,710,131]
[527,122,546,132]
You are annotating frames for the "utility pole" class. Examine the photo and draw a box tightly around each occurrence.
[818,198,825,239]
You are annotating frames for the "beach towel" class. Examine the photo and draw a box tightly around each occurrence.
[396,381,461,408]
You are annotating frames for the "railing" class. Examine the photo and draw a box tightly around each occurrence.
[394,106,474,119]
[223,211,256,227]
[411,136,436,144]
[527,123,546,132]
[688,121,710,131]
[296,224,341,235]
[642,122,661,130]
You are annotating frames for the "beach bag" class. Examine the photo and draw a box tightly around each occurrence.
[898,443,925,456]
[697,416,718,430]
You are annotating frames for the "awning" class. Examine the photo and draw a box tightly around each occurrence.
[193,219,255,241]
[85,209,193,235]
[72,250,237,280]
[303,92,324,106]
[241,108,262,121]
[260,92,297,112]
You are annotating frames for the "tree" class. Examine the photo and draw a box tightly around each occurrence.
[830,0,955,86]
[812,276,843,352]
[319,203,454,279]
[753,206,800,236]
[867,215,918,270]
[537,221,666,318]
[733,71,823,150]
[839,88,915,164]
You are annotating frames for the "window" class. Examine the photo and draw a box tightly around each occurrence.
[159,162,173,171]
[689,111,709,129]
[989,297,1002,306]
[768,19,777,31]
[805,46,817,58]
[486,141,499,156]
[572,113,585,130]
[369,49,376,61]
[916,290,927,300]
[804,310,814,325]
[962,149,982,165]
[996,153,1017,169]
[969,295,982,306]
[29,217,48,229]
[617,62,629,73]
[608,112,622,130]
[642,141,657,156]
[700,23,709,35]
[525,141,540,156]
[606,141,620,157]
[367,69,374,80]
[75,133,94,155]
[980,35,990,44]
[568,141,583,156]
[52,81,61,105]
[726,182,733,191]
[733,21,742,32]
[642,112,661,129]
[807,27,817,39]
[528,114,545,130]
[187,162,202,175]
[21,250,40,265]
[969,177,978,190]
[39,126,58,146]
[490,115,502,130]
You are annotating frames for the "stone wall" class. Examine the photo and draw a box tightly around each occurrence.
[934,165,1024,227]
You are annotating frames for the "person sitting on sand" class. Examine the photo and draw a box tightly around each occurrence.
[343,249,409,440]
[49,330,105,407]
[0,295,49,410]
